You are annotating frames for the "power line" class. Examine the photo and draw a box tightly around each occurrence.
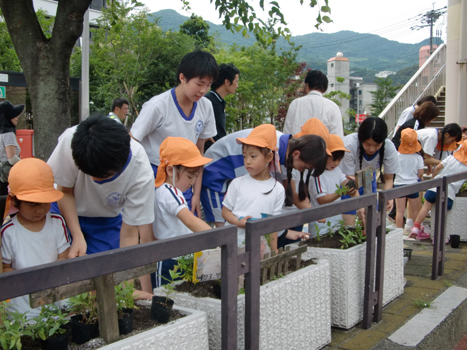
[410,4,447,54]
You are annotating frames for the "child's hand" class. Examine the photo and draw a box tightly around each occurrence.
[237,216,253,229]
[318,218,326,223]
[285,230,310,241]
[386,199,394,212]
[347,187,358,197]
[357,208,365,223]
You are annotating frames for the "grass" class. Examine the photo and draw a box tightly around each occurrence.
[413,298,431,309]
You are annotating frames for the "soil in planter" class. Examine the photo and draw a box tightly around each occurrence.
[20,306,183,350]
[303,229,364,249]
[457,191,467,198]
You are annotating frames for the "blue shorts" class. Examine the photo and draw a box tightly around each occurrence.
[424,190,454,210]
[200,186,225,223]
[394,185,419,199]
[50,202,122,254]
[151,259,183,289]
[341,172,377,215]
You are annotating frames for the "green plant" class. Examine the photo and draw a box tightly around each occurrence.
[0,301,33,350]
[238,288,245,295]
[324,220,334,238]
[68,292,98,324]
[443,281,454,287]
[160,269,182,305]
[413,298,431,309]
[30,305,69,341]
[334,184,350,197]
[114,281,135,316]
[459,181,467,194]
[354,219,367,244]
[175,254,195,283]
[314,223,322,242]
[334,220,357,249]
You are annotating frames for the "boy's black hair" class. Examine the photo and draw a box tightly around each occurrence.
[111,98,129,112]
[304,70,328,93]
[357,117,388,182]
[211,63,240,91]
[416,95,437,106]
[177,50,219,83]
[332,150,346,161]
[285,135,327,206]
[439,123,462,160]
[72,114,131,178]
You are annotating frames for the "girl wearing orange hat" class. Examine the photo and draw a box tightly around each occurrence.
[411,140,467,242]
[1,158,70,319]
[148,137,213,289]
[394,129,425,231]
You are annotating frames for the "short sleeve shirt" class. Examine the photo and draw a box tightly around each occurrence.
[0,132,20,162]
[417,128,438,156]
[309,167,347,207]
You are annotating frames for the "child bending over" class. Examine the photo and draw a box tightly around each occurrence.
[1,159,70,319]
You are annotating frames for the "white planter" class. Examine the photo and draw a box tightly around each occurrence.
[99,305,209,350]
[431,196,467,241]
[298,228,404,329]
[154,259,331,350]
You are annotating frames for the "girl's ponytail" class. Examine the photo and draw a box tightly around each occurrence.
[285,156,294,206]
[378,142,386,183]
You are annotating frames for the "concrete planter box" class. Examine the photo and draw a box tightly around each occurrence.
[297,228,404,329]
[431,196,467,242]
[99,305,209,350]
[154,259,331,350]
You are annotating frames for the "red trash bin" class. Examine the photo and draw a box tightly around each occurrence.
[16,129,34,158]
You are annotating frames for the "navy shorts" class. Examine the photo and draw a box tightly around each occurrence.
[151,259,183,289]
[424,190,454,210]
[394,185,419,199]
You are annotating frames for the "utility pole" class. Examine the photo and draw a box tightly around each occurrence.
[411,4,447,54]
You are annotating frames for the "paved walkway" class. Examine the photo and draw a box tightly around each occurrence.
[323,229,467,350]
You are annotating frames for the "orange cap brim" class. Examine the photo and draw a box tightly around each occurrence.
[236,137,273,150]
[15,188,64,203]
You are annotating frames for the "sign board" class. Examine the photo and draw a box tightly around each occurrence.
[0,74,7,83]
[356,114,368,123]
[0,86,5,99]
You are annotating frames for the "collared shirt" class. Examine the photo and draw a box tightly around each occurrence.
[283,90,344,139]
[204,90,227,151]
[108,112,122,124]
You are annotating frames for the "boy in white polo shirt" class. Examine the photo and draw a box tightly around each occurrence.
[130,50,218,216]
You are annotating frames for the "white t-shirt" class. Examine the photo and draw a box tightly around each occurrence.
[283,91,344,139]
[339,133,401,176]
[222,174,285,246]
[1,213,70,318]
[396,106,416,127]
[417,128,438,157]
[0,132,20,162]
[394,153,424,185]
[47,126,155,226]
[153,183,192,240]
[130,89,217,166]
[309,167,347,207]
[429,154,467,201]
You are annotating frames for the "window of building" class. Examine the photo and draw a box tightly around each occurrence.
[330,83,334,87]
[359,90,362,95]
[331,63,334,67]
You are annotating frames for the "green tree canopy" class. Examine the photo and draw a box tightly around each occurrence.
[179,14,214,49]
[370,77,399,117]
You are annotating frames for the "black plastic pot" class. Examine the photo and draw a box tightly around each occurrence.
[118,308,134,335]
[213,284,221,299]
[450,235,461,248]
[70,314,99,345]
[40,327,70,350]
[150,296,174,323]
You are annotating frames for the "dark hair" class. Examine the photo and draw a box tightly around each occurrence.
[242,144,277,194]
[304,70,328,93]
[358,117,388,180]
[111,98,129,112]
[72,114,131,178]
[11,195,22,209]
[332,150,346,161]
[416,95,437,106]
[413,101,439,125]
[177,50,219,83]
[211,63,239,91]
[285,135,327,206]
[439,123,462,160]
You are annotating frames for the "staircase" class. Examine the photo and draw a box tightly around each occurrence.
[431,85,446,128]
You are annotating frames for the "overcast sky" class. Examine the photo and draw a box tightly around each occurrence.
[142,0,447,44]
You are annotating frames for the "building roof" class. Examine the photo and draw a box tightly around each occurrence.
[328,57,349,62]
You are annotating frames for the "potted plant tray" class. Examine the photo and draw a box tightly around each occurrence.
[154,259,331,350]
[431,197,467,242]
[294,227,404,329]
[98,305,209,350]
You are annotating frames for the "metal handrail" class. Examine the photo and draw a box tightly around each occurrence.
[379,44,447,136]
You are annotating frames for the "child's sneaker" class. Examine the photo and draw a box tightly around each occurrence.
[409,226,419,238]
[416,226,431,240]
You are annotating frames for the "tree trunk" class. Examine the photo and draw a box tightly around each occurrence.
[0,0,92,160]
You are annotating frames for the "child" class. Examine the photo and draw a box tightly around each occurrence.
[309,134,364,232]
[130,50,219,215]
[410,139,467,241]
[1,158,70,319]
[394,129,425,231]
[416,123,462,168]
[222,124,285,251]
[340,117,401,222]
[147,137,213,288]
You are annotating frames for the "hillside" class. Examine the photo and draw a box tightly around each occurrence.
[149,9,439,83]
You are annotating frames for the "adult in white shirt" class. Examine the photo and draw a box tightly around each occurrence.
[283,70,344,139]
[395,95,437,132]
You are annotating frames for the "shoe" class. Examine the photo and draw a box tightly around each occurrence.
[409,226,419,238]
[416,226,431,240]
[387,215,396,225]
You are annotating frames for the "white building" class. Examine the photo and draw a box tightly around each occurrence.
[375,71,396,78]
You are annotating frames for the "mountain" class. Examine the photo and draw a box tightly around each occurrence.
[149,9,441,83]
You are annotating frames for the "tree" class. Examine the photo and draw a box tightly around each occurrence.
[0,0,330,159]
[370,77,399,117]
[179,14,214,49]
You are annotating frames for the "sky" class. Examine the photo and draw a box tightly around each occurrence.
[142,0,447,44]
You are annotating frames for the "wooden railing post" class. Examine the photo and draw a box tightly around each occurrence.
[94,274,119,344]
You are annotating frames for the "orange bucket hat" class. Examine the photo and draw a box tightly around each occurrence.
[328,134,350,153]
[453,140,467,165]
[236,124,277,151]
[293,118,332,156]
[4,158,64,219]
[155,137,212,187]
[399,128,422,154]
